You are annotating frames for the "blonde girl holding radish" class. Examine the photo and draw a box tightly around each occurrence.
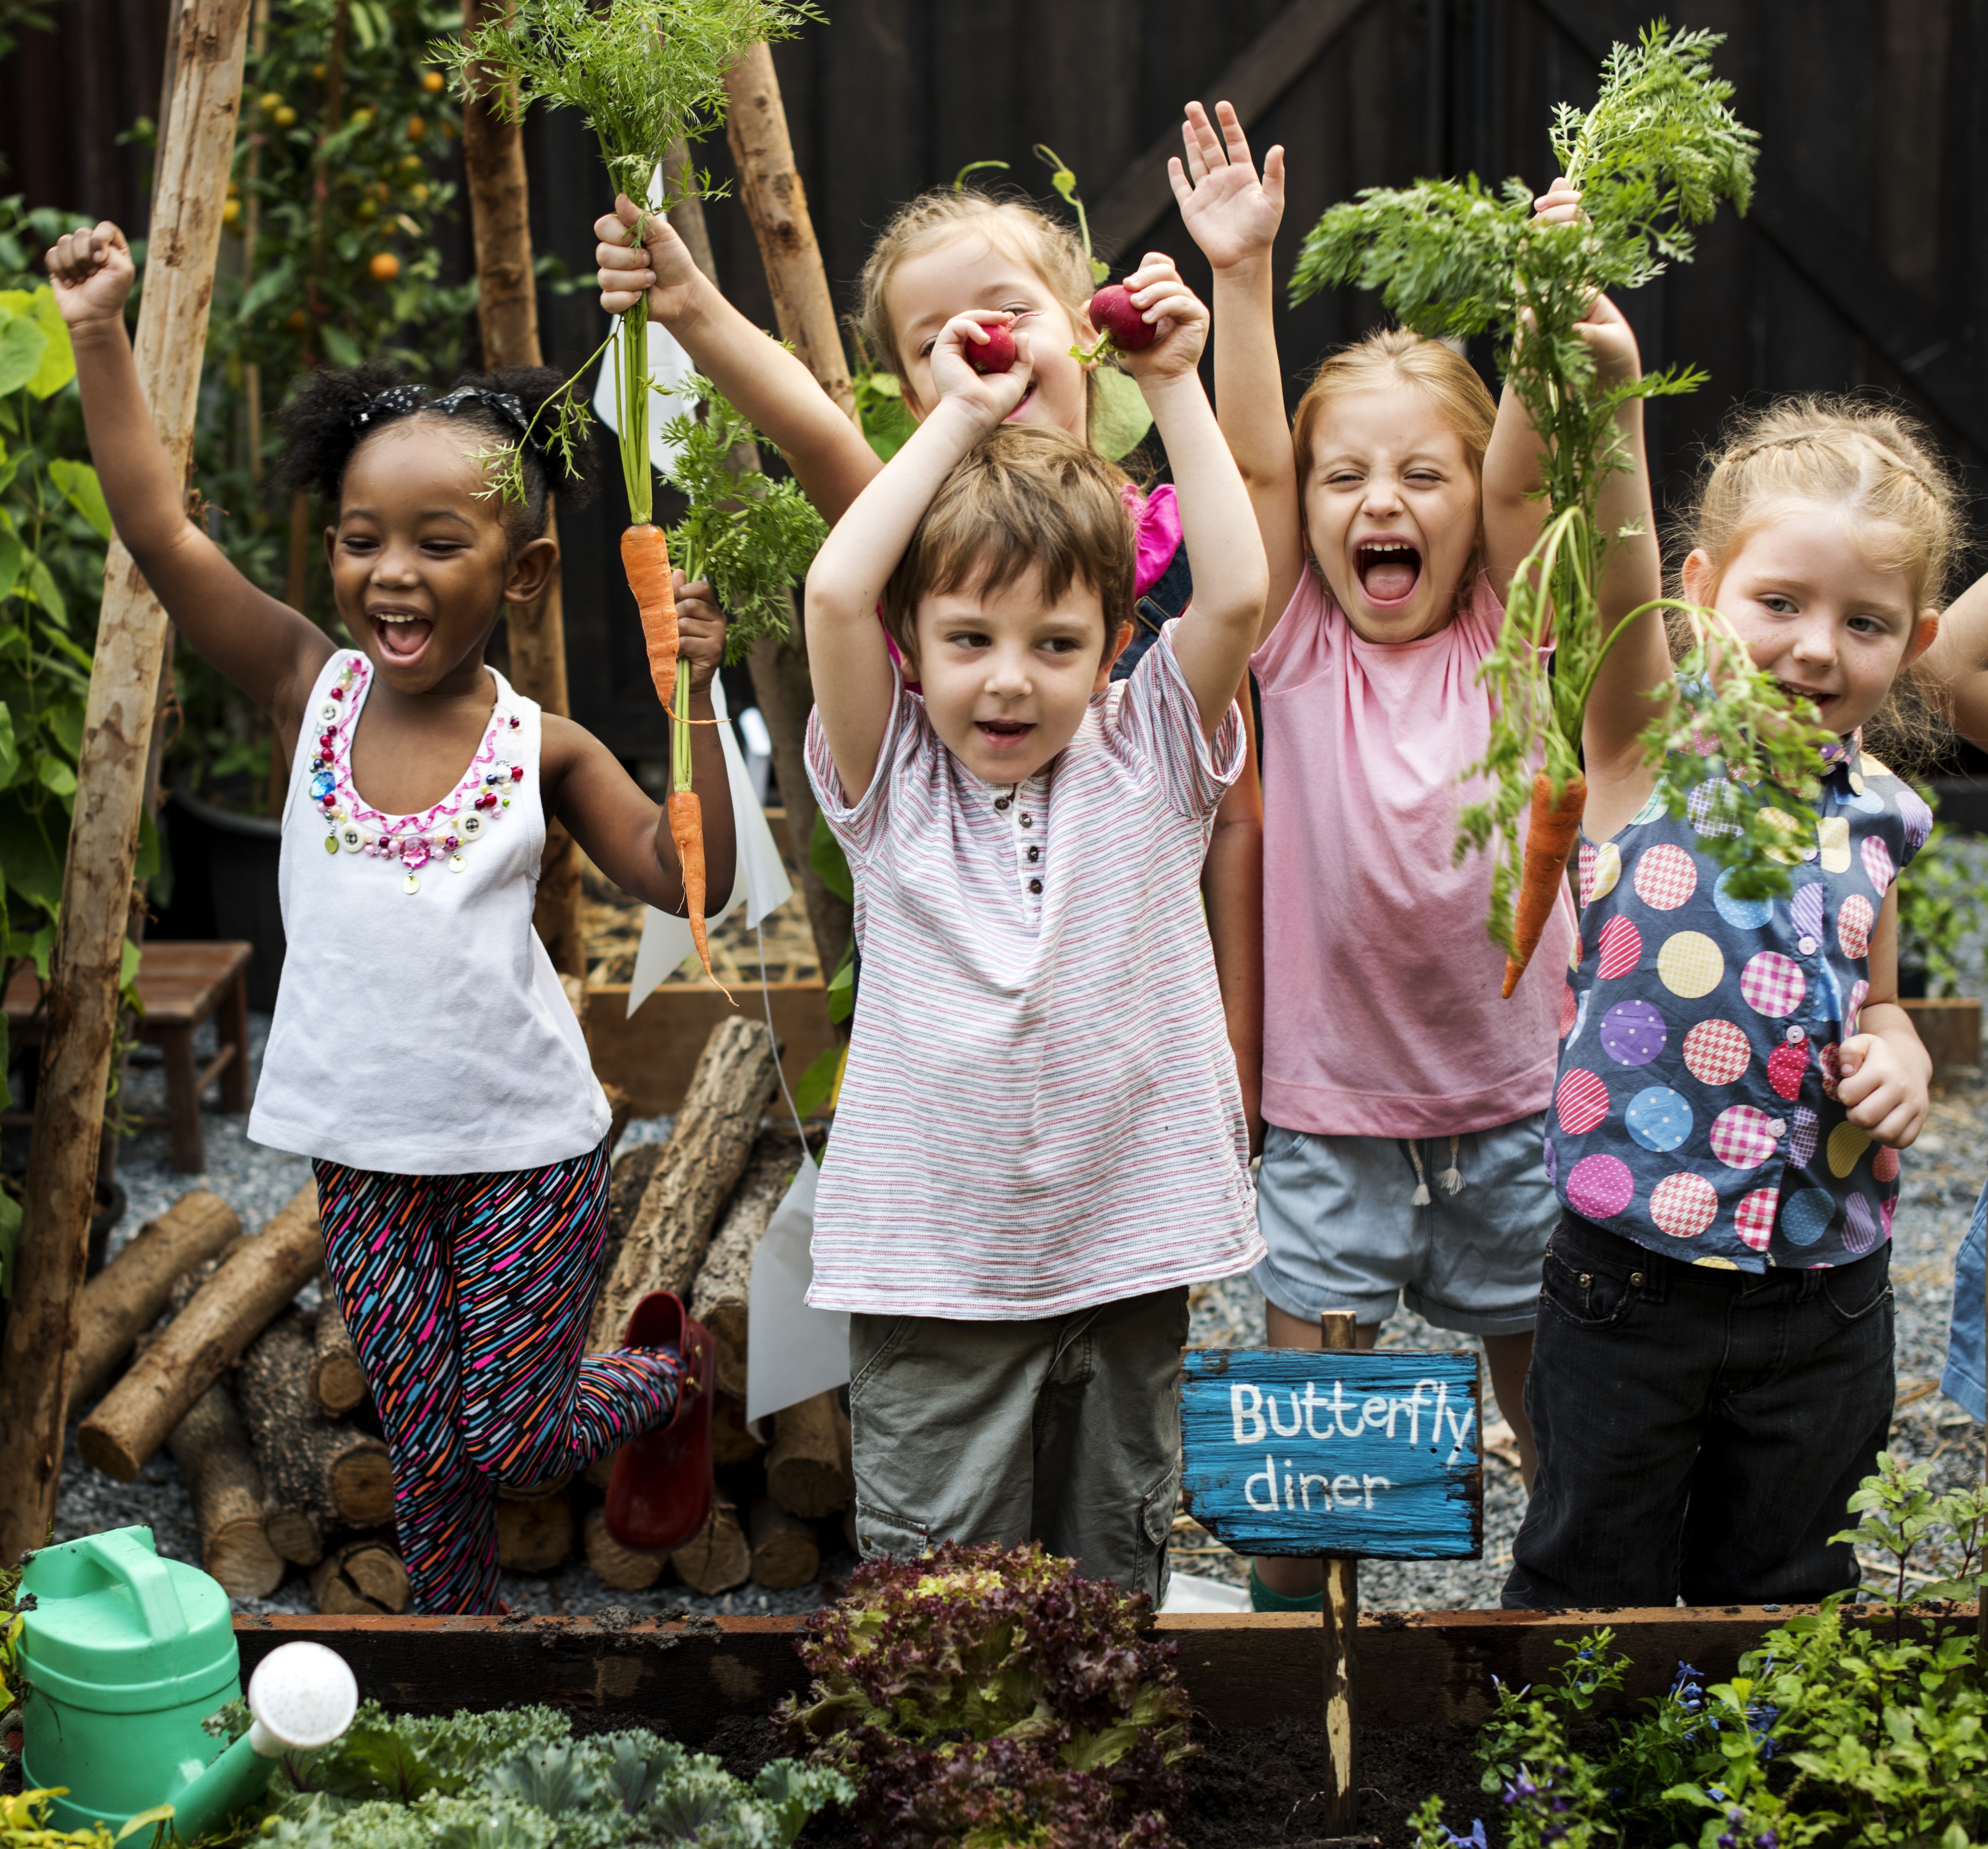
[1174,101,1594,1608]
[592,185,1265,1148]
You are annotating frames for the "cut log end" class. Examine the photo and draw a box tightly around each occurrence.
[766,1391,853,1519]
[310,1539,411,1615]
[496,1492,575,1573]
[748,1496,820,1590]
[583,1506,665,1591]
[309,1278,368,1417]
[670,1492,750,1596]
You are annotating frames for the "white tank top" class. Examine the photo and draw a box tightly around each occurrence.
[249,649,610,1175]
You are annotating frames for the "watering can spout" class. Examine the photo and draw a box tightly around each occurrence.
[169,1643,361,1843]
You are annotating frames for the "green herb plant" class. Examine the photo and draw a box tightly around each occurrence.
[1291,23,1833,963]
[1896,795,1988,998]
[1412,1453,1988,1849]
[656,370,825,805]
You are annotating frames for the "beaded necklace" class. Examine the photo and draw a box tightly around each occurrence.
[307,655,523,895]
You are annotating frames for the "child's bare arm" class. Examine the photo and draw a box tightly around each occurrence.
[1837,886,1931,1148]
[47,223,331,732]
[1916,566,1988,750]
[803,313,1028,802]
[1172,102,1302,643]
[1116,255,1267,736]
[1203,701,1264,1152]
[546,576,736,912]
[596,196,879,523]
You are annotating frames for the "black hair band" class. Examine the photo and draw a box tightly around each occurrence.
[349,382,548,468]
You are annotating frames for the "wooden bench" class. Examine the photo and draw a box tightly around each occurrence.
[6,941,252,1175]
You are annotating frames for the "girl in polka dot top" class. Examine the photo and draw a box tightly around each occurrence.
[1506,337,1965,1605]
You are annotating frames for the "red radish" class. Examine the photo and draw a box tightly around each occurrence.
[966,323,1018,374]
[1086,283,1155,352]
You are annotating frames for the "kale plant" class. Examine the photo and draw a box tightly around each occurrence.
[783,1542,1191,1848]
[1290,23,1831,955]
[205,1700,845,1849]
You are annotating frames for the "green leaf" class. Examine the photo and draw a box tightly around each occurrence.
[24,286,74,398]
[114,1802,176,1842]
[0,795,66,914]
[0,703,18,790]
[0,1173,16,1294]
[0,525,22,600]
[825,948,853,1024]
[23,555,64,626]
[793,1041,845,1118]
[37,756,75,797]
[0,312,47,397]
[49,458,111,539]
[321,323,364,368]
[1089,368,1154,462]
[809,808,853,903]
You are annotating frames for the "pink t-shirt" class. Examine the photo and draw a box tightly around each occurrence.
[1252,569,1573,1140]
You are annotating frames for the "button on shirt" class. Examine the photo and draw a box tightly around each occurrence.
[804,624,1262,1319]
[1546,721,1931,1271]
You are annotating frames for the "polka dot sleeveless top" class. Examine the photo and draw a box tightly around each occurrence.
[1546,707,1932,1271]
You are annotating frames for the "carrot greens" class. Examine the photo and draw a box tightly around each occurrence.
[1289,22,1830,974]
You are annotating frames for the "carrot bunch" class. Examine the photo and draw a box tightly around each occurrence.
[1289,24,1827,993]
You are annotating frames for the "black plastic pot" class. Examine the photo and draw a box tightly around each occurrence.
[151,788,286,1012]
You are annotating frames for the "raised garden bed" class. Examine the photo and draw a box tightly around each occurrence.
[231,1605,1964,1848]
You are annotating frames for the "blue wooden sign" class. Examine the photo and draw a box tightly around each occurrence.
[1179,1349,1483,1560]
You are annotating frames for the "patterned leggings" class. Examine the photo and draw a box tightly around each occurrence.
[314,1144,682,1614]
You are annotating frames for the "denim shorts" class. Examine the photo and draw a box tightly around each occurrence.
[1942,1181,1988,1423]
[1252,1112,1554,1336]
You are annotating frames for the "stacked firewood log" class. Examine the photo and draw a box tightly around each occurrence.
[71,1028,853,1606]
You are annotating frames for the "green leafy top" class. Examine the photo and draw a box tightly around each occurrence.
[442,0,816,208]
[1288,24,1828,950]
[658,373,827,664]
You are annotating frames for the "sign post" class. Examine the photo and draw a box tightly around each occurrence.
[1179,1322,1484,1836]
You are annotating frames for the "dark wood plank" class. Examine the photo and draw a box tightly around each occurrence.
[1091,0,1382,259]
[238,1603,1964,1736]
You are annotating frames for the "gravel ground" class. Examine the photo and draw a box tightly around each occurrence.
[49,1005,1988,1618]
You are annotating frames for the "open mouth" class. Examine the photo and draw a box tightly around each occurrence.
[1002,382,1038,422]
[975,717,1034,747]
[1355,539,1423,607]
[371,612,435,665]
[1776,679,1836,718]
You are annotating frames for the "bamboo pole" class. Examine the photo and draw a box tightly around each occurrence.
[459,0,583,980]
[666,133,852,978]
[721,41,854,424]
[1320,1308,1359,1833]
[0,0,254,1567]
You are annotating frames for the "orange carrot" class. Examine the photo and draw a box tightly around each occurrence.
[1503,768,1587,998]
[623,522,678,713]
[668,787,729,999]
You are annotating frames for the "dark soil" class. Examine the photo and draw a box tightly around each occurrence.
[706,1712,1491,1849]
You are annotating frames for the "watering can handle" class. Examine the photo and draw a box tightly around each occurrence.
[88,1528,186,1641]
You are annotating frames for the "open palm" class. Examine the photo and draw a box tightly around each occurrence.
[1171,101,1285,272]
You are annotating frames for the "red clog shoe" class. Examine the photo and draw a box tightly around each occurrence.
[603,1290,715,1552]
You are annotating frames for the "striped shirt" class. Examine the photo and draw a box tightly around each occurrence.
[805,623,1262,1319]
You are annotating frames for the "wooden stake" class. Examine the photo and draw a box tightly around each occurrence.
[460,0,584,980]
[721,42,855,423]
[652,167,853,983]
[1320,1308,1359,1834]
[0,0,253,1566]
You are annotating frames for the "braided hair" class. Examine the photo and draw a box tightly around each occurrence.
[277,362,595,547]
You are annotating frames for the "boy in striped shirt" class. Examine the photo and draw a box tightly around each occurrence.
[801,256,1267,1594]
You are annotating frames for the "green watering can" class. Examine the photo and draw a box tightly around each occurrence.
[16,1526,357,1841]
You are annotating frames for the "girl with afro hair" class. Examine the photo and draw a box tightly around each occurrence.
[48,219,729,1614]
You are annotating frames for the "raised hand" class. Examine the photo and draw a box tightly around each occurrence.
[930,311,1034,424]
[45,221,136,327]
[1114,254,1208,384]
[595,194,705,326]
[1532,176,1583,227]
[1170,100,1285,273]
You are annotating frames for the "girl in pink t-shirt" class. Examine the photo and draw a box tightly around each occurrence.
[1175,102,1575,1607]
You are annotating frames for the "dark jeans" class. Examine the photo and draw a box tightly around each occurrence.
[1503,1210,1894,1610]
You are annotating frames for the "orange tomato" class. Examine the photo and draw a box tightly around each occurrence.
[420,70,444,93]
[368,251,401,282]
[406,115,426,141]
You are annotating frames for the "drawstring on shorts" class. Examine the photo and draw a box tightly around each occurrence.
[1405,1136,1465,1207]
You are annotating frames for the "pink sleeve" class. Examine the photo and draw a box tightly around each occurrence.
[1122,482,1184,599]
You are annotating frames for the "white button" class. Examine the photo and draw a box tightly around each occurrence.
[1768,1120,1787,1137]
[1800,846,1818,860]
[319,701,339,722]
[459,813,484,838]
[1785,1026,1804,1044]
[1798,935,1817,955]
[338,824,364,853]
